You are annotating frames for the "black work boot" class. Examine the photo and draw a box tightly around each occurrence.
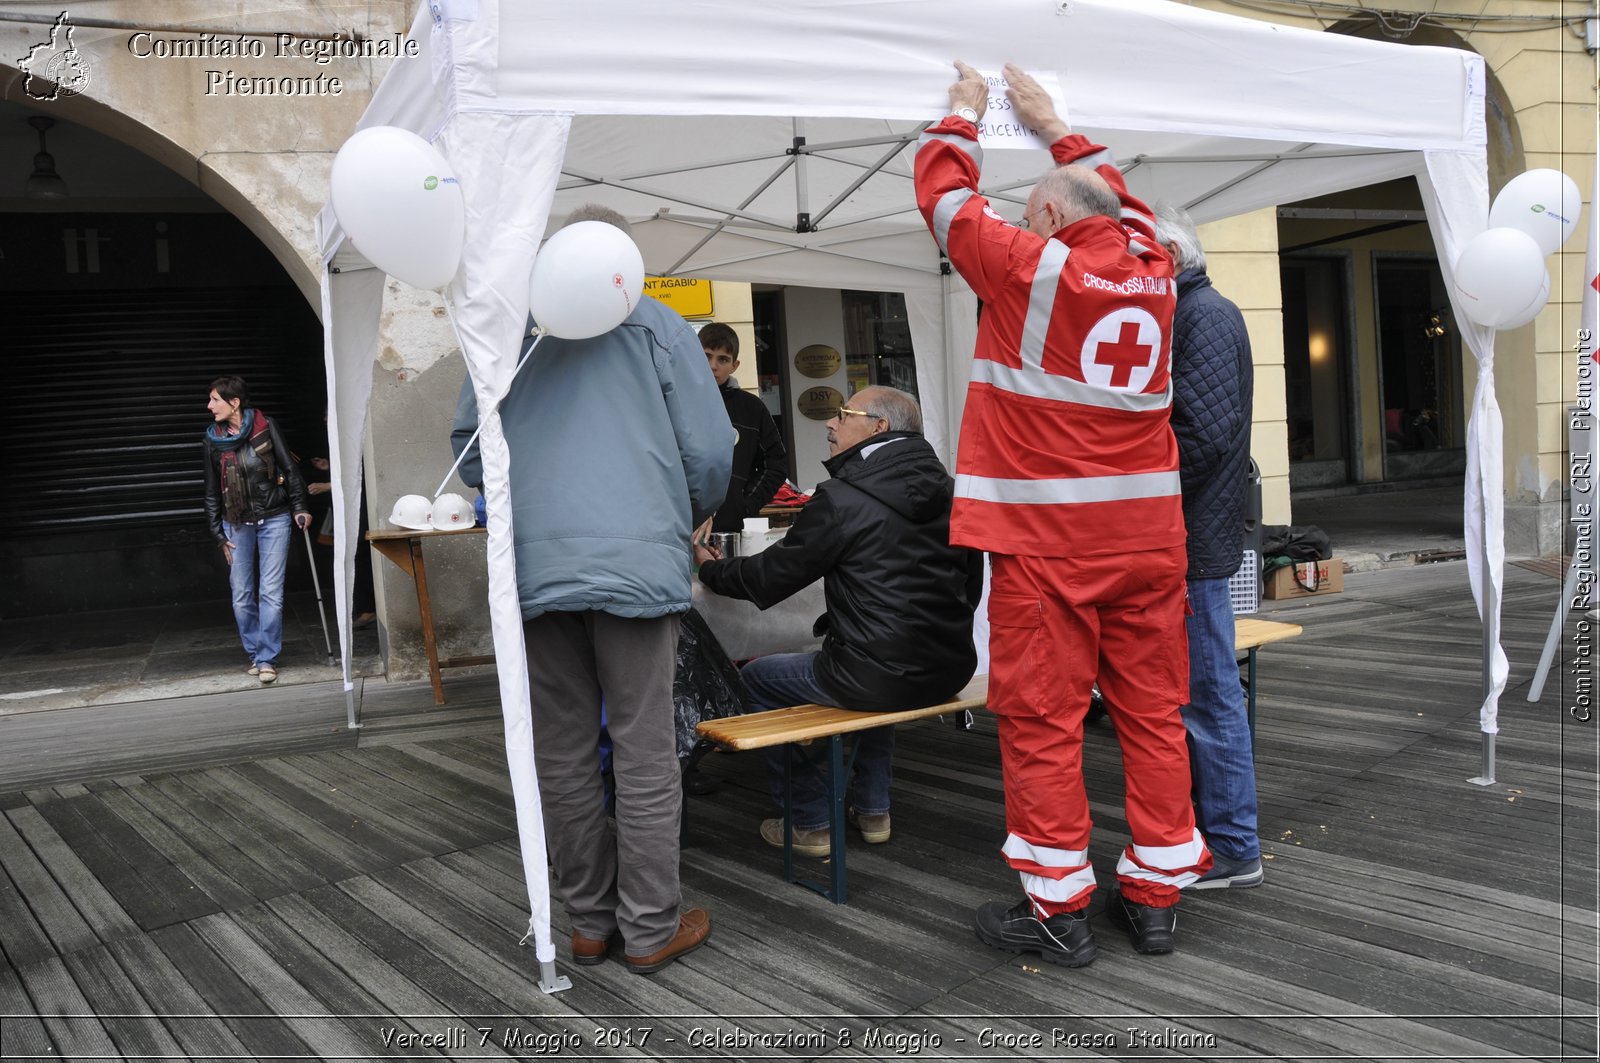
[1105,887,1177,954]
[974,897,1097,967]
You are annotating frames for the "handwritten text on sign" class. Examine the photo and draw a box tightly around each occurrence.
[972,71,1068,151]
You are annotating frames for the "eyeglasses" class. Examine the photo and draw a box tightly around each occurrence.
[1020,205,1053,233]
[833,406,878,421]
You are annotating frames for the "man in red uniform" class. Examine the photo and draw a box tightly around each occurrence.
[916,62,1211,965]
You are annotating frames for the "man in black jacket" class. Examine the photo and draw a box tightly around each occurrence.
[696,386,982,853]
[1154,204,1262,889]
[700,322,788,533]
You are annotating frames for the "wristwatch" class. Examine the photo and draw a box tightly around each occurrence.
[953,106,979,124]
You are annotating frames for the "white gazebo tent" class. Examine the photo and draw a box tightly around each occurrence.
[316,0,1501,985]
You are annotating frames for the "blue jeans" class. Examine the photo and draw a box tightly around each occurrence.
[740,652,894,831]
[225,512,292,668]
[1181,576,1259,861]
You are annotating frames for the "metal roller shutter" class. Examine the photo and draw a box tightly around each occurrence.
[1,286,325,536]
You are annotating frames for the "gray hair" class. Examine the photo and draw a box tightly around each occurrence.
[1035,165,1120,226]
[855,386,922,434]
[562,202,633,237]
[1152,202,1207,272]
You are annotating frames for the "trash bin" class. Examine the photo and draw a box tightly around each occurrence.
[1232,458,1265,615]
[1242,456,1264,556]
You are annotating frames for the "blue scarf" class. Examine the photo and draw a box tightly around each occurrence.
[206,408,256,449]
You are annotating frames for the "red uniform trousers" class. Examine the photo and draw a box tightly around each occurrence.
[988,548,1211,911]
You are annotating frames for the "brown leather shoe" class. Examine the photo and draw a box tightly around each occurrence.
[625,908,711,974]
[571,929,617,966]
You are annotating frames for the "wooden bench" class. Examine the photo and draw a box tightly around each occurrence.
[697,617,1302,904]
[696,675,989,904]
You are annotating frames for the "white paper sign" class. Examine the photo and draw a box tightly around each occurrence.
[974,71,1068,151]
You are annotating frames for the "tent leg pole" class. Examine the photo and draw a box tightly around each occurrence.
[538,960,572,994]
[1468,732,1496,787]
[1528,558,1582,702]
[1469,471,1497,786]
[346,686,360,730]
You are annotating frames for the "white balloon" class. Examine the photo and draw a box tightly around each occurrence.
[528,220,646,339]
[1493,266,1551,331]
[330,127,465,289]
[1489,168,1582,256]
[1453,227,1547,328]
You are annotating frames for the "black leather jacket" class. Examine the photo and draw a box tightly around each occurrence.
[202,411,310,544]
[699,431,982,710]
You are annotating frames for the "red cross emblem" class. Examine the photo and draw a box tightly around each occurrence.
[1093,321,1155,388]
[1080,309,1163,391]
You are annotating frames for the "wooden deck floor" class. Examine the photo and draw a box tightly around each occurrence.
[1,563,1595,1061]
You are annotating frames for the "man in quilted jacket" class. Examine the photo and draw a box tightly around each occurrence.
[1154,204,1262,890]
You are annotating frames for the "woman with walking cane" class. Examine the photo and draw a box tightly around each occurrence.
[202,375,312,685]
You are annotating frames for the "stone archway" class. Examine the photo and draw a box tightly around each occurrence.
[1,63,327,307]
[0,92,332,621]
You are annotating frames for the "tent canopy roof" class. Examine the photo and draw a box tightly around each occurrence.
[322,0,1485,282]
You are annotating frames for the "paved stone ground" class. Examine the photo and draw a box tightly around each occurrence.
[0,593,383,715]
[1288,483,1467,572]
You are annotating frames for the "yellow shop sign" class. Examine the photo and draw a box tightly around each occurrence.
[643,276,713,318]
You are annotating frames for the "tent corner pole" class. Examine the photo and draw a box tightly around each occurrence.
[345,686,360,730]
[538,960,572,994]
[1469,492,1496,786]
[1528,557,1583,702]
[1468,732,1496,786]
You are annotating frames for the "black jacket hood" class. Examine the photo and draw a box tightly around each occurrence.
[823,431,949,524]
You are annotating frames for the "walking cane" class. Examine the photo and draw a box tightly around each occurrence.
[302,525,336,665]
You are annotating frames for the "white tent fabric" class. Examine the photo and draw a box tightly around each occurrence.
[1418,150,1507,734]
[313,243,383,728]
[318,0,1495,966]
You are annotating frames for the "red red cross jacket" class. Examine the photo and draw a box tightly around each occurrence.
[915,118,1184,558]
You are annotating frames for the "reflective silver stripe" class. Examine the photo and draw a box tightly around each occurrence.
[1114,830,1208,889]
[1020,868,1098,902]
[970,358,1172,413]
[1122,206,1155,231]
[917,130,982,165]
[1128,833,1208,867]
[1075,148,1116,171]
[1128,238,1151,255]
[931,187,974,254]
[955,470,1181,505]
[1019,240,1071,370]
[1003,834,1088,867]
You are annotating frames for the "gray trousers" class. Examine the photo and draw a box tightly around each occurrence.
[524,610,683,956]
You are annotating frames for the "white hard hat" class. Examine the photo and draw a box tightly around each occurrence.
[430,492,474,530]
[388,493,433,530]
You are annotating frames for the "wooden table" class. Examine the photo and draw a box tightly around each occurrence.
[757,505,805,529]
[366,526,494,704]
[1235,616,1304,740]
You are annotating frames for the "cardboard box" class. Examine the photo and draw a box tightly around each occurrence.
[1262,557,1344,600]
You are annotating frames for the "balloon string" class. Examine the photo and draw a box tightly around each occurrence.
[434,325,546,499]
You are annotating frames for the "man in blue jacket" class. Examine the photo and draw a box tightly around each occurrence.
[1154,204,1262,889]
[452,205,732,974]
